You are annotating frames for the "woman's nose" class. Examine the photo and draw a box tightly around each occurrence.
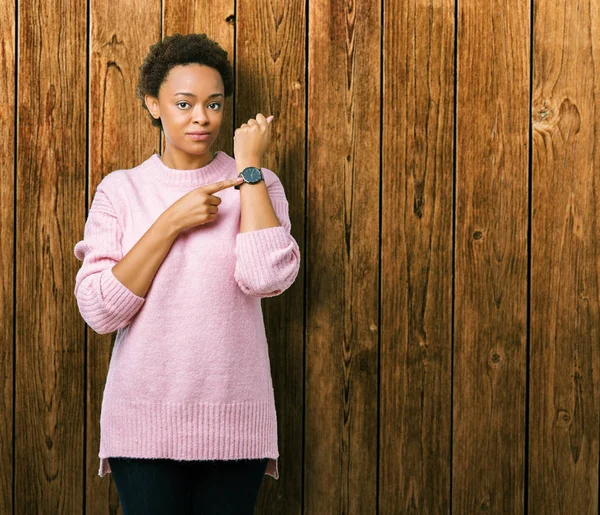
[192,107,209,124]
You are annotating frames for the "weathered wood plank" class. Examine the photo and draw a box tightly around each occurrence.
[305,0,380,512]
[530,0,600,512]
[454,0,530,512]
[16,0,87,511]
[0,0,15,511]
[380,0,455,512]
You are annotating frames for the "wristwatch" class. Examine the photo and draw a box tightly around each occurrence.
[234,166,264,189]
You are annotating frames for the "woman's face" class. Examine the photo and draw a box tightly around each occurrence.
[145,64,225,156]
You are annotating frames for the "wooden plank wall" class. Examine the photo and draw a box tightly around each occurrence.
[530,0,600,513]
[2,0,598,513]
[381,0,454,512]
[454,0,530,511]
[0,0,15,512]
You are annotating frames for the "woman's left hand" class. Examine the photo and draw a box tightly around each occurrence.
[233,113,274,164]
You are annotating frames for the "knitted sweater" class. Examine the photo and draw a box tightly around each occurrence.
[73,150,300,480]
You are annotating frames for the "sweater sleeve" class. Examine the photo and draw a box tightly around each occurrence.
[234,173,301,298]
[73,185,145,334]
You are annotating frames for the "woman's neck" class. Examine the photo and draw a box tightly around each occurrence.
[160,146,216,170]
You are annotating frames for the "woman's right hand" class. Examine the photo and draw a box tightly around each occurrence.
[166,176,244,234]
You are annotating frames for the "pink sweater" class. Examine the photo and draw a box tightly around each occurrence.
[73,150,300,480]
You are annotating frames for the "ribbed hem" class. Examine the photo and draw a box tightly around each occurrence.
[74,267,145,334]
[99,456,279,480]
[236,225,291,252]
[98,398,279,479]
[234,226,297,297]
[102,267,145,311]
[235,226,292,273]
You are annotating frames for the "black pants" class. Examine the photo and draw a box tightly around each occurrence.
[108,456,270,515]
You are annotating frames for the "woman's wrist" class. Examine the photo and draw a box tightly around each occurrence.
[235,155,262,173]
[157,208,183,240]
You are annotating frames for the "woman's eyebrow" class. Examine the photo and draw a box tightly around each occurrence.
[174,92,224,99]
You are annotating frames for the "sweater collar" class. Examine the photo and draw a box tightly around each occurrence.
[147,151,231,187]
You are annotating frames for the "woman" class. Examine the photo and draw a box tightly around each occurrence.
[73,32,300,514]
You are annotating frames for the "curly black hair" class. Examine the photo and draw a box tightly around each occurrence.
[136,33,234,130]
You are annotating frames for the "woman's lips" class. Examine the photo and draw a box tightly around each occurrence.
[187,133,211,141]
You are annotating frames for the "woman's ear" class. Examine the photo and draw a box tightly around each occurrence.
[145,95,160,119]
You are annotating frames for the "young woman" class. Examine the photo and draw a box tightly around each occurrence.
[73,32,300,514]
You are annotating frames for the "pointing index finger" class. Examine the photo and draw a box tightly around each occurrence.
[202,176,244,194]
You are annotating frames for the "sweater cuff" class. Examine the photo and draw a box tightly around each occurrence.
[235,225,290,255]
[101,267,146,314]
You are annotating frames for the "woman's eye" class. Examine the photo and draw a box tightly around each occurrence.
[176,101,221,110]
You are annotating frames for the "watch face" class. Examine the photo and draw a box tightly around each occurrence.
[243,166,263,183]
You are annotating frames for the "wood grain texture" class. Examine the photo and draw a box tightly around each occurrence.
[306,0,380,513]
[0,0,15,511]
[380,0,455,513]
[454,0,530,513]
[16,0,87,511]
[86,1,161,513]
[530,0,600,513]
[235,0,306,511]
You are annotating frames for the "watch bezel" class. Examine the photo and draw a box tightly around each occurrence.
[234,166,264,189]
